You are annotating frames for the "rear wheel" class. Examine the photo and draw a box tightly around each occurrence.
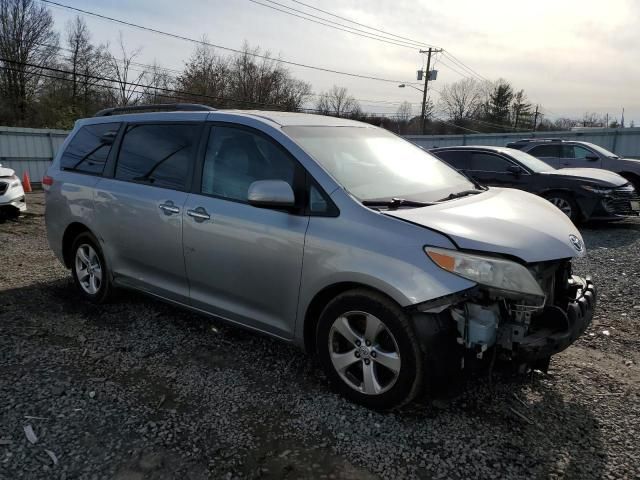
[544,192,579,222]
[316,289,423,410]
[71,232,113,303]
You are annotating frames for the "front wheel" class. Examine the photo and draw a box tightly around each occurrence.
[544,192,580,223]
[316,289,423,410]
[71,232,113,303]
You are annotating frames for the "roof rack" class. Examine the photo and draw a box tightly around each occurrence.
[510,138,566,143]
[94,103,217,117]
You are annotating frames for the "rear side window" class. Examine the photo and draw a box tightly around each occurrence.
[434,150,472,170]
[60,123,120,175]
[563,145,594,159]
[528,144,562,158]
[115,124,199,191]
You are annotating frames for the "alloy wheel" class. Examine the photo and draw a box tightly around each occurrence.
[549,197,573,217]
[75,244,102,295]
[328,311,401,395]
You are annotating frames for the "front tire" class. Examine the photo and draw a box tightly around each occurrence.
[316,289,423,410]
[544,192,580,223]
[71,232,113,304]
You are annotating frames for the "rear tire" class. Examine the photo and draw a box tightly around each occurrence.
[544,192,580,223]
[71,232,113,304]
[316,289,423,410]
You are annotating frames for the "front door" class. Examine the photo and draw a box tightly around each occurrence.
[94,122,200,303]
[183,125,309,339]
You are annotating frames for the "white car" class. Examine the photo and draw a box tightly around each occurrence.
[0,163,27,220]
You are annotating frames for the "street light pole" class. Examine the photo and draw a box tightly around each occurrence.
[419,48,442,135]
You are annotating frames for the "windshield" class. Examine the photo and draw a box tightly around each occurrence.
[504,148,556,173]
[582,142,619,159]
[284,126,475,202]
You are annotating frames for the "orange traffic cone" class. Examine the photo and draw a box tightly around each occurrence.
[22,171,32,193]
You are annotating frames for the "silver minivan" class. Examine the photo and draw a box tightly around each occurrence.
[44,105,596,409]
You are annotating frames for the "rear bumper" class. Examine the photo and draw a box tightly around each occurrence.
[516,276,596,361]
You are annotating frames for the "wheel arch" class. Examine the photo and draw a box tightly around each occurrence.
[62,222,93,268]
[302,281,402,355]
[539,189,584,220]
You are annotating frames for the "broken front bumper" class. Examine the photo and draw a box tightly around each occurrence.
[515,276,596,361]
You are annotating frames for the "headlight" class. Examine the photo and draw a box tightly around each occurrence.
[582,185,613,195]
[425,247,544,298]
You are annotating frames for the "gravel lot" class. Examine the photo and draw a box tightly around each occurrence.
[1,192,639,480]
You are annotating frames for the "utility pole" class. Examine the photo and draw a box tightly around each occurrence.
[419,48,442,135]
[532,105,539,131]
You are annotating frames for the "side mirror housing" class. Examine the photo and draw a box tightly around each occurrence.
[248,180,296,209]
[585,154,599,161]
[507,165,523,176]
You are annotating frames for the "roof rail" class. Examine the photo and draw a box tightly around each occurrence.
[94,103,217,117]
[511,138,566,143]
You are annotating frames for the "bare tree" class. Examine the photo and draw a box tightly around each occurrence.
[0,0,59,125]
[176,39,229,106]
[396,101,412,124]
[581,112,604,127]
[554,117,578,130]
[438,78,484,123]
[316,85,360,117]
[141,61,175,104]
[107,33,146,106]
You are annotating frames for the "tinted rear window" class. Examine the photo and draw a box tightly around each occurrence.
[60,123,120,175]
[115,124,199,191]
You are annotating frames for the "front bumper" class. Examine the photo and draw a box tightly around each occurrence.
[515,275,596,361]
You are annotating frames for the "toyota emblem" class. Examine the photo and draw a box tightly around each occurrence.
[569,234,584,252]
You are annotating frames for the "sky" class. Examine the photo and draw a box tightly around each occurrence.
[45,0,640,125]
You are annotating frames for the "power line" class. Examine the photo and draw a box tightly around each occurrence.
[288,0,439,48]
[248,0,424,50]
[40,0,422,86]
[442,51,489,82]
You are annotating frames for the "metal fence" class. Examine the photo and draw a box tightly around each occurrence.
[406,127,640,158]
[0,126,68,183]
[2,125,640,184]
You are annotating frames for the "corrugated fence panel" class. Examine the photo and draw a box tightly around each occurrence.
[406,127,640,158]
[2,125,640,183]
[0,126,69,182]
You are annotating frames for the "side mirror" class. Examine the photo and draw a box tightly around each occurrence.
[248,180,296,209]
[100,131,117,145]
[507,165,523,176]
[585,154,599,161]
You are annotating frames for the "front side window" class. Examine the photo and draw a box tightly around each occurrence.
[469,153,513,172]
[529,144,561,158]
[434,150,472,170]
[284,126,473,203]
[115,124,199,190]
[565,145,594,159]
[60,123,120,175]
[202,126,297,202]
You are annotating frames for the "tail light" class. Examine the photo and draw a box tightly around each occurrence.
[42,175,54,191]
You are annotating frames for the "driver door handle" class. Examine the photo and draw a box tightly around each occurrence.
[159,201,180,215]
[187,207,211,222]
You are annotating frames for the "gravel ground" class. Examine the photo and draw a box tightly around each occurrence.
[1,192,639,480]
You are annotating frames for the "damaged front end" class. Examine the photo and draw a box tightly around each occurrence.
[414,249,596,372]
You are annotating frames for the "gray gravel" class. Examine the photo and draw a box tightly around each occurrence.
[1,192,639,480]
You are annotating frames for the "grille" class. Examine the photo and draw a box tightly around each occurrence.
[603,184,640,216]
[0,181,8,195]
[528,260,572,308]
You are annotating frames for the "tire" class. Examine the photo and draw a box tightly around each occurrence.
[544,192,580,223]
[71,232,113,304]
[316,289,423,410]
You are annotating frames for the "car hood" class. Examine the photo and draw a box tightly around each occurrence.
[541,168,627,186]
[0,165,16,178]
[385,188,586,263]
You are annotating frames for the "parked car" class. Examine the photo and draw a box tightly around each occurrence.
[430,146,640,222]
[506,138,640,191]
[44,104,596,409]
[0,163,27,220]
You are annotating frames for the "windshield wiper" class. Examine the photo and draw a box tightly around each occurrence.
[362,197,434,210]
[437,189,484,202]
